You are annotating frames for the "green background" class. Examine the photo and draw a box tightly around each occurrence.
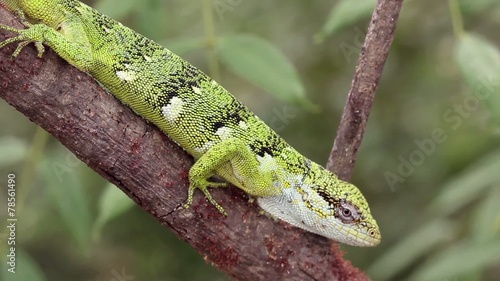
[1,0,499,280]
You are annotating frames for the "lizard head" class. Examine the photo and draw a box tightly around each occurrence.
[257,161,381,246]
[313,179,381,246]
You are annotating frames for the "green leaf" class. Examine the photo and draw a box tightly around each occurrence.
[161,37,205,56]
[427,148,500,217]
[367,219,457,281]
[0,137,28,168]
[217,34,316,110]
[459,0,499,14]
[316,0,375,41]
[94,0,137,20]
[1,250,47,281]
[41,150,92,255]
[455,33,500,123]
[408,239,500,281]
[471,188,500,243]
[92,183,135,241]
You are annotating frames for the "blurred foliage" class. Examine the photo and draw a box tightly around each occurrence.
[1,0,500,280]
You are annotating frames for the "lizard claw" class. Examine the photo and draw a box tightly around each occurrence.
[0,24,47,58]
[184,180,228,216]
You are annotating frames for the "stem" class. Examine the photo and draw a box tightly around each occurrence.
[202,0,220,81]
[448,0,464,38]
[327,0,404,180]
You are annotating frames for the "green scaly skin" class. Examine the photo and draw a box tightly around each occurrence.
[0,0,381,246]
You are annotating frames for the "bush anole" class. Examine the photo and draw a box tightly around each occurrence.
[0,0,380,246]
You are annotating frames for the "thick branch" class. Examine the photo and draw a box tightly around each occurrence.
[0,8,370,281]
[328,0,403,180]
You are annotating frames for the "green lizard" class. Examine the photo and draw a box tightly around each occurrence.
[0,0,381,246]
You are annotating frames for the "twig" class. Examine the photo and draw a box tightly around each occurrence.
[0,7,370,281]
[327,0,404,180]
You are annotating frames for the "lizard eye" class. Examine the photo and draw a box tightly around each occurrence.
[336,200,360,223]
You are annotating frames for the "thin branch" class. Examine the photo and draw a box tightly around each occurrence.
[328,0,404,180]
[0,7,370,281]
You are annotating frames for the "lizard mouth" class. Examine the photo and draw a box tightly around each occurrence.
[334,222,381,247]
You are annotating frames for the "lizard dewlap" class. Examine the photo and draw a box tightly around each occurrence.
[0,0,381,246]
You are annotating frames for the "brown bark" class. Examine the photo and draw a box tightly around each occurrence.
[328,0,404,181]
[0,7,371,281]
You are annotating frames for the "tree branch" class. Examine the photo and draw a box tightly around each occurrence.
[0,7,370,281]
[328,0,404,180]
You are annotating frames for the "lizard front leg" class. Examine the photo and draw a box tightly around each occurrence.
[185,137,278,215]
[0,10,93,72]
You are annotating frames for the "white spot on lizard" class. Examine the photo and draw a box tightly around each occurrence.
[216,127,232,140]
[256,153,278,173]
[192,86,202,95]
[116,70,136,82]
[238,121,248,130]
[194,140,215,155]
[162,97,184,122]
